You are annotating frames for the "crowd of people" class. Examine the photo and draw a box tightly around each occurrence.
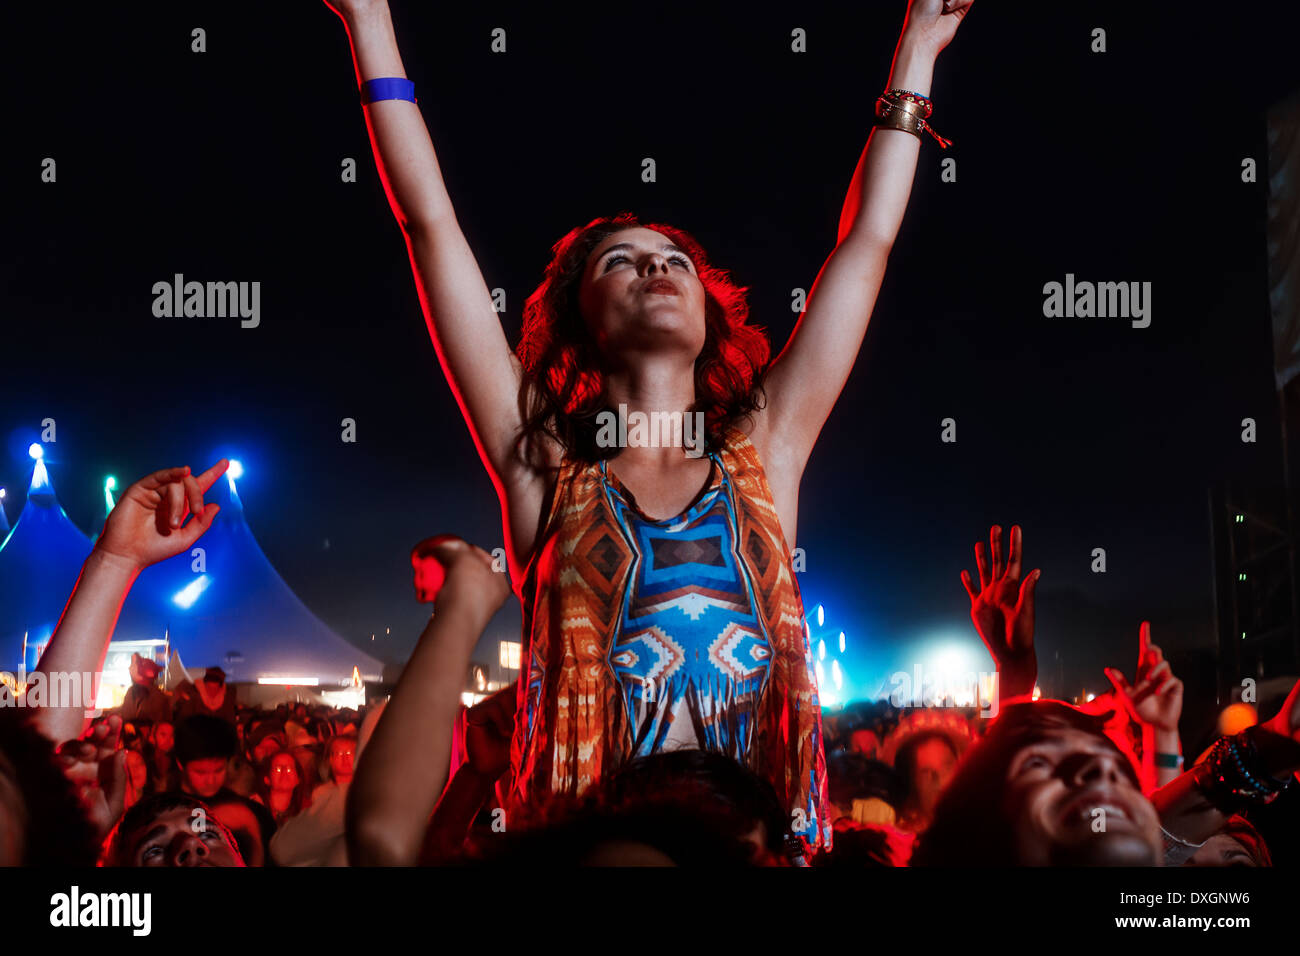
[1,459,1297,869]
[2,0,1297,872]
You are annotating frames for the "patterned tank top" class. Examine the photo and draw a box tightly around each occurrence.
[507,425,830,855]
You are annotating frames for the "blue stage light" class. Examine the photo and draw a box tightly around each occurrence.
[172,575,212,609]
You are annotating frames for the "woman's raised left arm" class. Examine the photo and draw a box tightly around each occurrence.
[756,0,972,475]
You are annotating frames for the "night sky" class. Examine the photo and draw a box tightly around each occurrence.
[5,2,1299,738]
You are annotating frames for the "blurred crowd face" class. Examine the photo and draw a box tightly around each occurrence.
[848,729,879,758]
[411,545,447,603]
[152,722,174,754]
[0,752,25,866]
[267,752,299,793]
[251,733,283,764]
[1185,833,1260,867]
[123,806,243,867]
[125,750,149,791]
[910,737,958,817]
[182,757,228,799]
[328,738,356,782]
[1001,726,1161,866]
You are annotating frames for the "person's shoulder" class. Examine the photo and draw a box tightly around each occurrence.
[226,790,276,830]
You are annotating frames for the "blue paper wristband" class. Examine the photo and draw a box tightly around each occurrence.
[360,77,416,105]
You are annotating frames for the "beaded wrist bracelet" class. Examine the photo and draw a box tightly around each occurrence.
[873,90,952,148]
[884,88,934,118]
[1197,732,1290,811]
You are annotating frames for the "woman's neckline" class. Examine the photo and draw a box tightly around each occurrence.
[601,454,721,525]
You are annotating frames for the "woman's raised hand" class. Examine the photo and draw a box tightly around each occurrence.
[902,0,974,57]
[322,0,386,25]
[95,460,228,571]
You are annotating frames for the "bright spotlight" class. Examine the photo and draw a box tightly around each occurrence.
[172,575,212,609]
[0,488,5,499]
[818,639,826,662]
[816,604,825,628]
[28,443,43,460]
[105,476,116,491]
[838,631,846,653]
[227,459,244,480]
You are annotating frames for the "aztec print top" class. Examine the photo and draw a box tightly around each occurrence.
[507,424,831,855]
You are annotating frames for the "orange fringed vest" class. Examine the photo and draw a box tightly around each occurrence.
[507,425,830,855]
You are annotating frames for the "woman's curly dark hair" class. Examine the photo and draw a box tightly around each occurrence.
[515,212,770,466]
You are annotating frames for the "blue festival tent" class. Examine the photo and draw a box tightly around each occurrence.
[114,470,384,685]
[2,457,383,686]
[0,456,94,671]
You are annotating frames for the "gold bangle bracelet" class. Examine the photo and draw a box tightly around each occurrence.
[886,98,928,121]
[872,110,924,138]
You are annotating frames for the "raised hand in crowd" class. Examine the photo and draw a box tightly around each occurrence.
[348,536,512,865]
[960,524,1040,703]
[29,461,229,746]
[1105,621,1184,789]
[54,714,127,843]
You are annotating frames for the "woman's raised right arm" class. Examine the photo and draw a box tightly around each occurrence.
[326,0,526,482]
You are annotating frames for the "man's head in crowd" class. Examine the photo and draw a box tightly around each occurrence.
[826,751,903,825]
[595,750,791,863]
[1185,815,1272,867]
[176,715,239,799]
[108,793,245,867]
[896,731,961,823]
[459,751,790,866]
[911,701,1162,866]
[132,654,161,687]
[247,721,286,764]
[469,796,765,866]
[152,720,175,754]
[848,727,880,759]
[326,734,357,784]
[0,710,101,866]
[182,759,226,799]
